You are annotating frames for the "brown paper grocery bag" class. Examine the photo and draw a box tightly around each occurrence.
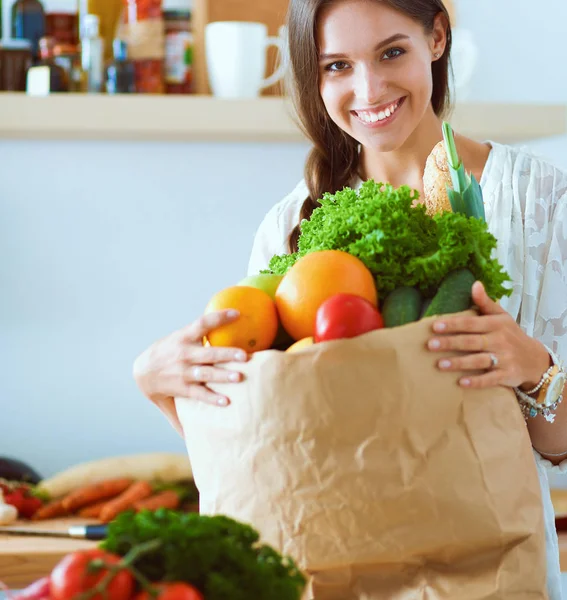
[175,313,548,600]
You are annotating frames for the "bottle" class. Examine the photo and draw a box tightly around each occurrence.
[27,35,69,92]
[11,0,46,60]
[105,38,135,93]
[81,13,103,92]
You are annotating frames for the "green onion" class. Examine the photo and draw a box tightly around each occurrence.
[442,121,486,222]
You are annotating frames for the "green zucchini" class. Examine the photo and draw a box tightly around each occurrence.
[423,268,476,318]
[382,286,422,328]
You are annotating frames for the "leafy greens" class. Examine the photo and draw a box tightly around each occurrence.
[265,180,511,300]
[101,509,306,600]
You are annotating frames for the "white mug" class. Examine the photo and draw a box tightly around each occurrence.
[205,21,287,99]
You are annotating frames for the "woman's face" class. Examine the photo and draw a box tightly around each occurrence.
[317,0,446,153]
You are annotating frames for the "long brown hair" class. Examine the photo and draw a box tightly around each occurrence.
[286,0,453,252]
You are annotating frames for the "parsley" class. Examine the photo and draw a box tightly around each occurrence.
[100,509,306,600]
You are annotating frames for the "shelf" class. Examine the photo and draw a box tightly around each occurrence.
[1,93,566,143]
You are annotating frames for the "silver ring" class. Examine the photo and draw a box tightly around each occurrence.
[489,353,499,369]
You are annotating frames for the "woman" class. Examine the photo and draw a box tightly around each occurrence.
[134,0,567,596]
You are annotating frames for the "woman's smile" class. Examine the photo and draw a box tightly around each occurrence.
[351,96,406,128]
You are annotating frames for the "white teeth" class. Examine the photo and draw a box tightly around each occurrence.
[356,99,401,124]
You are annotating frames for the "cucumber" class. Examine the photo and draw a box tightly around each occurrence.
[423,268,476,318]
[382,286,422,328]
[420,297,433,319]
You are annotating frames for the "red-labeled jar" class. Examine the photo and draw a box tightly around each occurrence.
[163,9,192,94]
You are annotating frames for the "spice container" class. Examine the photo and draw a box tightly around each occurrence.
[163,9,192,94]
[53,42,84,91]
[105,38,135,93]
[28,35,69,92]
[118,0,164,93]
[0,39,32,91]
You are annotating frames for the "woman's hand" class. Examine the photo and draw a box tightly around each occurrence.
[427,281,550,390]
[133,309,249,408]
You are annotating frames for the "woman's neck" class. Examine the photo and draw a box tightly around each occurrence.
[360,105,443,194]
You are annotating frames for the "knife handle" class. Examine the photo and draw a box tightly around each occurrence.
[68,524,109,540]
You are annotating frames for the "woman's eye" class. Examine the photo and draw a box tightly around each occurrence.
[382,47,405,60]
[325,61,350,73]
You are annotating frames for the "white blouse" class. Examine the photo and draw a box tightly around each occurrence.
[247,141,567,599]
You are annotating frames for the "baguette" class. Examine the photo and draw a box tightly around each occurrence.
[423,140,453,216]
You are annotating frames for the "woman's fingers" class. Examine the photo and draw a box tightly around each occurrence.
[431,313,502,335]
[183,383,231,407]
[428,333,496,353]
[184,365,243,385]
[181,310,240,343]
[190,345,248,365]
[437,352,501,373]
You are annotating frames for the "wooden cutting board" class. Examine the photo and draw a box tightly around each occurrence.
[0,518,99,589]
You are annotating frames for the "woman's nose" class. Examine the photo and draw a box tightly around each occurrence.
[353,65,386,106]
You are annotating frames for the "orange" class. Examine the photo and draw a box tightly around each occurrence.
[275,250,378,340]
[205,285,279,353]
[286,337,315,353]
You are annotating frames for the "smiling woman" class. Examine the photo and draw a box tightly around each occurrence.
[133,0,567,597]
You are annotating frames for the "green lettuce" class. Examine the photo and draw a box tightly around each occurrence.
[265,180,511,300]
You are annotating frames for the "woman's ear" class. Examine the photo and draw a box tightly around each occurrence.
[430,12,449,60]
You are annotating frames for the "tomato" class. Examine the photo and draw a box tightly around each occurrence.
[134,582,204,600]
[314,293,384,342]
[3,485,44,518]
[50,549,134,600]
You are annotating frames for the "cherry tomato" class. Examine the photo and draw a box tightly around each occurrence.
[134,582,204,600]
[315,293,384,342]
[50,549,134,600]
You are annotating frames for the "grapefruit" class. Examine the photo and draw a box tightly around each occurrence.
[275,250,378,340]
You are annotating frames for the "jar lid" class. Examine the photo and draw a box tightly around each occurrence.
[163,9,191,19]
[0,39,32,50]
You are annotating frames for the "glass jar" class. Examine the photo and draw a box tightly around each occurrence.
[163,9,192,94]
[34,35,69,91]
[0,39,32,91]
[46,12,79,45]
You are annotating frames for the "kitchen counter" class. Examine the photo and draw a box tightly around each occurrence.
[2,520,567,589]
[0,518,99,588]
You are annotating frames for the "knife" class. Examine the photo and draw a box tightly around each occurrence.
[0,524,108,540]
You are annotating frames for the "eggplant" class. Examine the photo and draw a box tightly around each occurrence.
[0,457,43,484]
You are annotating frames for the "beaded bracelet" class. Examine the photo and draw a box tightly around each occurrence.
[514,345,565,424]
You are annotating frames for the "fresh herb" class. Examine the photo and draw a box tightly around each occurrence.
[100,508,306,600]
[265,180,511,300]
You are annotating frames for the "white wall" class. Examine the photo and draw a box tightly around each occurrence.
[0,140,309,477]
[2,1,567,479]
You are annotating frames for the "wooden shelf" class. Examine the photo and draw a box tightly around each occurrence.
[1,93,566,143]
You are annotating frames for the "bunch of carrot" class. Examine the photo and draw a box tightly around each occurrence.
[32,478,183,522]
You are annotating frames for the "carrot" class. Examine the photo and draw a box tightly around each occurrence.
[77,499,108,519]
[61,478,133,512]
[133,490,181,512]
[99,480,154,523]
[31,499,68,520]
